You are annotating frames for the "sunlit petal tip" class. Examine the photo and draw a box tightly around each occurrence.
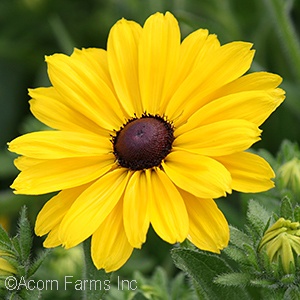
[217,152,276,193]
[183,192,230,252]
[91,201,134,272]
[42,228,62,248]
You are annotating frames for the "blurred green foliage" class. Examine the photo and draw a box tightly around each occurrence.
[0,0,300,298]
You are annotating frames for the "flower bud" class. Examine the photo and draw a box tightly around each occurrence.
[278,157,300,194]
[259,218,300,274]
[0,251,17,276]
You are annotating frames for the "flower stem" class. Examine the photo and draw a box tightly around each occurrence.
[82,238,112,300]
[263,0,300,82]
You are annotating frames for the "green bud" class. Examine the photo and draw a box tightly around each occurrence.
[278,157,300,194]
[259,218,300,274]
[0,251,17,276]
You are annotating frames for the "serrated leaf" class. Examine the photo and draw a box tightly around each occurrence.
[27,249,50,277]
[11,236,22,258]
[17,206,33,264]
[171,248,251,300]
[223,245,246,264]
[152,267,167,287]
[284,286,300,300]
[278,140,300,163]
[293,205,300,222]
[228,226,252,248]
[214,272,251,287]
[151,267,168,299]
[247,200,270,237]
[82,239,111,300]
[0,225,12,249]
[132,271,146,287]
[243,244,259,270]
[170,272,194,300]
[250,278,277,288]
[280,196,293,220]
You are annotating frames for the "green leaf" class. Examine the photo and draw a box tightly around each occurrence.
[249,278,277,288]
[0,225,12,250]
[280,196,293,220]
[228,226,252,248]
[214,272,251,286]
[151,267,169,299]
[293,205,300,222]
[171,248,251,300]
[16,206,33,265]
[223,245,246,264]
[246,200,271,237]
[284,286,300,300]
[19,286,42,300]
[170,272,193,300]
[243,244,259,270]
[280,274,295,284]
[27,249,50,278]
[82,239,112,300]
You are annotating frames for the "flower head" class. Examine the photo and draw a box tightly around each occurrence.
[259,218,300,274]
[8,12,285,272]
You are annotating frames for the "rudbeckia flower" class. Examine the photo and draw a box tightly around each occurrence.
[8,12,285,272]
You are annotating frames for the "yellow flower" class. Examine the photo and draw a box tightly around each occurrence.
[8,12,285,272]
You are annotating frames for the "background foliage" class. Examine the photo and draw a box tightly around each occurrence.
[1,0,300,299]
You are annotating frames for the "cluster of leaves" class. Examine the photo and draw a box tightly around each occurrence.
[171,198,300,300]
[107,267,196,300]
[0,207,49,300]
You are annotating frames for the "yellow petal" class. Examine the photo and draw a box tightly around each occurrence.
[162,150,232,198]
[216,152,275,192]
[165,29,219,119]
[107,18,143,117]
[35,184,90,236]
[209,71,283,98]
[11,155,115,194]
[123,170,150,248]
[43,226,62,248]
[59,168,130,248]
[29,87,108,135]
[8,131,111,159]
[148,168,189,244]
[180,189,229,252]
[91,200,133,272]
[138,12,180,115]
[167,41,254,126]
[176,89,285,135]
[71,48,113,90]
[13,156,43,171]
[46,49,124,130]
[174,119,261,156]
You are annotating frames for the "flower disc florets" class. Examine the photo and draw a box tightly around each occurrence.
[113,114,174,170]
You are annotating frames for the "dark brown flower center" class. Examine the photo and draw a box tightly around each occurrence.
[113,115,174,170]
